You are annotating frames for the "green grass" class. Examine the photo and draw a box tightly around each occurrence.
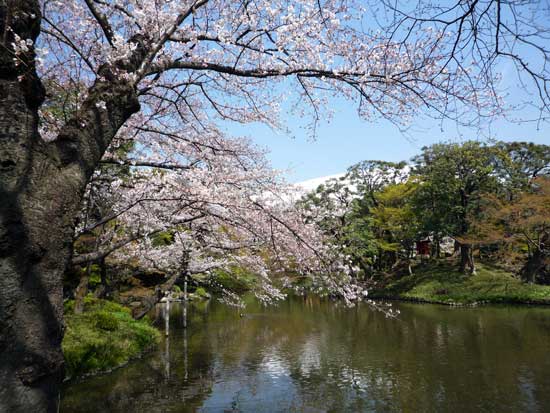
[194,287,208,298]
[63,296,160,379]
[370,261,550,305]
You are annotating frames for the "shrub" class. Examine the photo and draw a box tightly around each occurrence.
[63,299,160,379]
[195,287,208,297]
[94,311,119,331]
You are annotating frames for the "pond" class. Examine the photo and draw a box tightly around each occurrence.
[61,296,550,412]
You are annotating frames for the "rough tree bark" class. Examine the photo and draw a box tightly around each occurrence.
[93,258,109,299]
[522,234,549,283]
[459,244,476,274]
[0,2,141,411]
[73,264,91,314]
[458,189,475,274]
[132,252,190,320]
[131,272,180,320]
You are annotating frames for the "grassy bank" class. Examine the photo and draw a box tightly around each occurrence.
[63,297,160,379]
[369,261,550,305]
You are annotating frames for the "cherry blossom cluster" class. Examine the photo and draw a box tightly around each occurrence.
[20,0,506,304]
[36,0,499,141]
[77,127,363,303]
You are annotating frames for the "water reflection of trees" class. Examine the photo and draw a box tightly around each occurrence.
[61,303,216,413]
[199,298,550,412]
[62,298,550,412]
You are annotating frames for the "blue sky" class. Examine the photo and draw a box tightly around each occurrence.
[223,23,550,184]
[226,98,549,183]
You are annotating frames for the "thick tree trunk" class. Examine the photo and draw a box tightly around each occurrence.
[453,240,460,256]
[521,243,548,283]
[94,258,109,299]
[73,265,91,314]
[0,3,65,410]
[0,3,141,411]
[132,272,180,320]
[434,235,441,259]
[459,243,476,274]
[460,244,469,273]
[457,190,476,274]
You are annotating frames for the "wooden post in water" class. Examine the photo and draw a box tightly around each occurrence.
[183,273,188,329]
[164,326,170,380]
[182,267,189,380]
[165,296,170,336]
[183,327,188,381]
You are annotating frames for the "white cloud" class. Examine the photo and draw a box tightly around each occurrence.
[294,173,346,193]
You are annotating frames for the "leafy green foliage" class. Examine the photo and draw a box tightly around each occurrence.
[471,176,550,282]
[302,141,550,281]
[370,180,420,259]
[412,141,501,242]
[299,162,410,277]
[494,141,550,196]
[194,287,208,298]
[150,230,176,247]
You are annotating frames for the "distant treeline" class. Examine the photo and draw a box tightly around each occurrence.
[300,141,550,284]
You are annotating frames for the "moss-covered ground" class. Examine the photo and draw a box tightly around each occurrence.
[369,260,550,305]
[63,297,160,379]
[208,267,257,292]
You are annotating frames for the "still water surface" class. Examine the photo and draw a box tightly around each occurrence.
[62,297,550,412]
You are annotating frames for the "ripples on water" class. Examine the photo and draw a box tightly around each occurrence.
[62,296,550,412]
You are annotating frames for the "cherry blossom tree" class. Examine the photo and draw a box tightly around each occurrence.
[369,0,550,123]
[0,0,511,410]
[73,133,356,316]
